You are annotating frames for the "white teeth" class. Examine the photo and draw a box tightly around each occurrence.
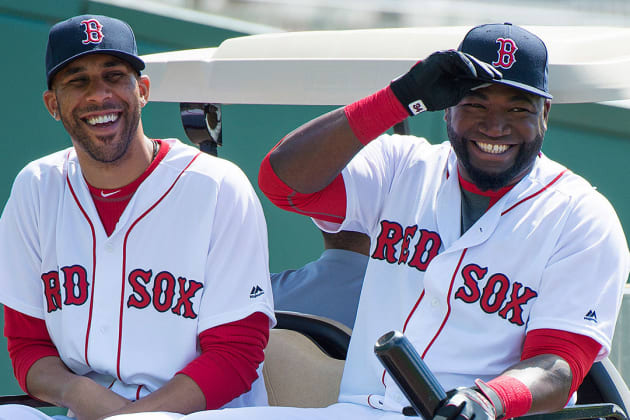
[476,141,509,154]
[86,113,118,126]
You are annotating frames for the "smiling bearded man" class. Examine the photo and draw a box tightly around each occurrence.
[49,54,144,164]
[197,22,628,420]
[445,85,547,191]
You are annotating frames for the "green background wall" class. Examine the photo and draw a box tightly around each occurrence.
[0,0,628,412]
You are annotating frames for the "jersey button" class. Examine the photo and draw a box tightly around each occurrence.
[105,243,115,252]
[431,298,439,307]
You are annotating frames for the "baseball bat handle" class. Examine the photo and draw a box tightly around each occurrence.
[374,330,447,418]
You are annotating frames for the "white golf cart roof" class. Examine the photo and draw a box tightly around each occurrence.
[141,25,630,105]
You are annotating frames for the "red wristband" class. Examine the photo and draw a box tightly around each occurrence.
[343,85,408,145]
[484,376,533,419]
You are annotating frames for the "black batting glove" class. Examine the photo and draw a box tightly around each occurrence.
[390,50,502,115]
[433,384,504,420]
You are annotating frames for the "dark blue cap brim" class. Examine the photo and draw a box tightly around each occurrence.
[46,50,145,89]
[490,79,553,99]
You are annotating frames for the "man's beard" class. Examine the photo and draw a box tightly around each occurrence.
[60,101,141,164]
[446,120,544,191]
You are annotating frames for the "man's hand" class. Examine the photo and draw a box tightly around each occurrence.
[64,376,131,420]
[390,50,502,114]
[25,356,131,420]
[433,387,500,420]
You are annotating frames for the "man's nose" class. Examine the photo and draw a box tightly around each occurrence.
[85,78,113,102]
[478,111,510,138]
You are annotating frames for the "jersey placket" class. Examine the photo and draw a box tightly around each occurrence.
[89,234,126,375]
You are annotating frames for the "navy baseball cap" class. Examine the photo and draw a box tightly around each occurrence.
[458,23,552,99]
[45,15,145,89]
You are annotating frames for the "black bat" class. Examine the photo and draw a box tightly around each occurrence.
[374,330,447,418]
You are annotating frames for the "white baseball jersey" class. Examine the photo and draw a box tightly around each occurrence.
[314,134,630,413]
[0,138,275,406]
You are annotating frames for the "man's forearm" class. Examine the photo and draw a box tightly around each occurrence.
[270,107,363,194]
[26,356,130,420]
[27,358,205,420]
[500,354,572,414]
[98,373,206,419]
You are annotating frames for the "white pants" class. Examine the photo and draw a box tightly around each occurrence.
[107,403,406,420]
[0,404,72,420]
[0,403,408,420]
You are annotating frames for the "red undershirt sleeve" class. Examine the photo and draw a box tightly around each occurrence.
[177,311,270,410]
[522,328,602,400]
[3,306,60,394]
[258,145,347,224]
[344,85,408,145]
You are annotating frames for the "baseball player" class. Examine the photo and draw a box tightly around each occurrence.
[109,22,629,420]
[0,15,275,420]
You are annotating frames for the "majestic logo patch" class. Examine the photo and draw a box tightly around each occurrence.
[250,285,264,298]
[81,19,104,45]
[492,37,518,69]
[584,309,598,323]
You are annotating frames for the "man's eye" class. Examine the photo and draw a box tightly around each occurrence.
[106,72,124,81]
[68,77,87,85]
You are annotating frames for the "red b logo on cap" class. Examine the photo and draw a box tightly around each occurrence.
[492,38,518,69]
[81,19,104,44]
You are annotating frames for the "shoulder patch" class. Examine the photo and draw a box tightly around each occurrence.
[584,309,598,323]
[250,285,264,299]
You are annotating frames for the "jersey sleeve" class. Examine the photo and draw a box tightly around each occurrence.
[258,150,347,223]
[526,188,629,360]
[195,162,276,333]
[0,166,45,318]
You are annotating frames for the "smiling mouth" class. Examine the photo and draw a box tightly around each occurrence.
[474,141,511,154]
[84,113,120,126]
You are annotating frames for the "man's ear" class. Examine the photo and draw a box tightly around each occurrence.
[138,74,150,107]
[543,99,551,121]
[43,90,59,120]
[541,99,551,131]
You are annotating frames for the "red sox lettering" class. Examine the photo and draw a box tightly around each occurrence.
[127,269,203,318]
[41,266,203,318]
[454,263,538,326]
[372,220,538,326]
[41,265,89,310]
[372,220,442,271]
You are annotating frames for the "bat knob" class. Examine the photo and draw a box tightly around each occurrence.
[374,330,447,418]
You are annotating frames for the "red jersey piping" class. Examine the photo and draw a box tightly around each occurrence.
[501,171,567,216]
[116,152,202,380]
[421,248,468,358]
[66,157,97,368]
[402,290,426,334]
